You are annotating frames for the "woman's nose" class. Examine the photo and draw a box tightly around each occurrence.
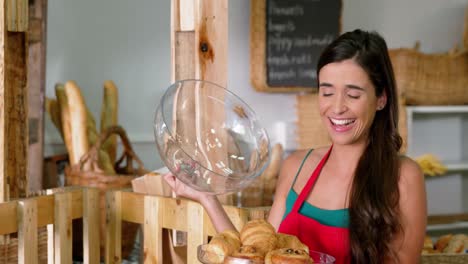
[333,95,347,114]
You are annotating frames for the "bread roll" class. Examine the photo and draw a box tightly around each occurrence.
[240,219,277,255]
[443,234,467,253]
[265,248,313,264]
[423,235,434,250]
[435,234,453,251]
[276,233,309,254]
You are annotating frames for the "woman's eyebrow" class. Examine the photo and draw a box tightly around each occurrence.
[346,84,365,91]
[319,82,333,87]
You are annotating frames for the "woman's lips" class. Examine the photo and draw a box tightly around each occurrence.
[329,117,356,132]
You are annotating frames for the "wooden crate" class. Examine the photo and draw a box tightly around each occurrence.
[106,190,271,264]
[0,186,100,263]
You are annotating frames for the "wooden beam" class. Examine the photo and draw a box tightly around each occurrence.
[27,0,47,193]
[1,0,29,202]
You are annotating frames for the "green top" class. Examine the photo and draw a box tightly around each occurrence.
[282,149,350,228]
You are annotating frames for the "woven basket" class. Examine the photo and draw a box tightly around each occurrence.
[65,125,147,260]
[389,48,468,105]
[0,227,48,264]
[389,7,468,105]
[421,253,468,264]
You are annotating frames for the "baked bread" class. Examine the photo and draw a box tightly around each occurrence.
[443,234,468,253]
[423,235,433,250]
[205,230,242,263]
[276,233,309,254]
[265,248,314,264]
[224,245,264,264]
[240,219,277,255]
[435,234,453,251]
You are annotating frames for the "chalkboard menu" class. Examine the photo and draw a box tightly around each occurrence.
[250,0,342,93]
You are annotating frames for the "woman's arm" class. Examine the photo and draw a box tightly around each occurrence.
[390,157,427,263]
[164,173,236,232]
[268,151,306,230]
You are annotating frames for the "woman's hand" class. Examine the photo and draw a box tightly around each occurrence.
[163,173,210,203]
[163,172,237,232]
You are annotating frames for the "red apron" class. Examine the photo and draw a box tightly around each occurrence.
[278,146,350,264]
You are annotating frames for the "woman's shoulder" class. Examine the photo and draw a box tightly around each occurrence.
[284,146,330,166]
[398,156,425,194]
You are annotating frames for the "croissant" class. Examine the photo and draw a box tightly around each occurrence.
[240,219,277,255]
[276,233,309,254]
[205,230,242,263]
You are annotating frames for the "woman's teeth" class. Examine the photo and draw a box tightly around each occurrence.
[330,118,355,126]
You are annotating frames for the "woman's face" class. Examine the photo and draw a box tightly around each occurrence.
[318,59,386,146]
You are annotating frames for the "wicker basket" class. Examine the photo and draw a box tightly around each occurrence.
[0,227,48,264]
[390,48,468,105]
[389,8,468,105]
[65,125,147,260]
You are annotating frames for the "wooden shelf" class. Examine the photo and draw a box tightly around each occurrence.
[445,160,468,172]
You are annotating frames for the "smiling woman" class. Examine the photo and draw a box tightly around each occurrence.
[162,29,427,264]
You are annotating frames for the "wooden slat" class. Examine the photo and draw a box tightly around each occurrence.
[54,192,72,264]
[18,199,38,264]
[6,0,28,32]
[83,188,100,264]
[105,191,122,264]
[187,202,205,263]
[143,195,163,263]
[46,189,54,264]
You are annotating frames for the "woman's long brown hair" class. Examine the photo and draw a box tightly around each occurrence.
[317,29,403,263]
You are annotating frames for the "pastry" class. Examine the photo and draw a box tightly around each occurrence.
[443,234,467,253]
[240,219,277,255]
[276,233,309,254]
[224,245,264,264]
[423,235,433,250]
[205,230,242,263]
[435,234,453,251]
[265,248,314,264]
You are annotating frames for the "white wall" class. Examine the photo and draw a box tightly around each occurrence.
[45,0,468,212]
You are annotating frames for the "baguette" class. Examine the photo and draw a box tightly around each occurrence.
[100,80,119,163]
[262,144,283,205]
[64,80,89,166]
[45,97,63,139]
[55,83,75,164]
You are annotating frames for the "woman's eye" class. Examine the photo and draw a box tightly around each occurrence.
[348,94,360,99]
[322,93,333,97]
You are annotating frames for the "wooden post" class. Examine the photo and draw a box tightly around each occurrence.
[172,0,233,205]
[27,0,47,193]
[143,195,163,263]
[0,0,29,202]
